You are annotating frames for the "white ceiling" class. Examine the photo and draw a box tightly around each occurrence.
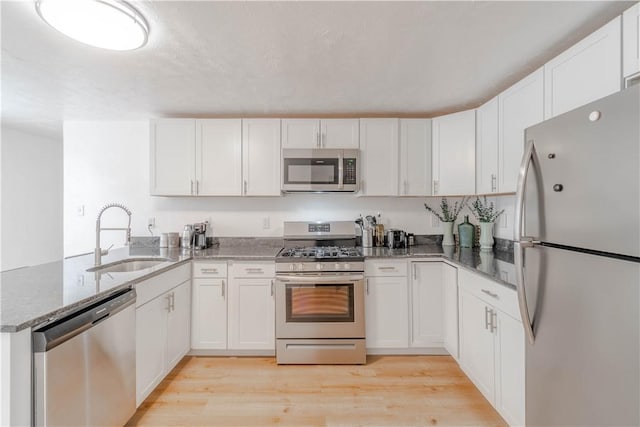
[1,1,634,139]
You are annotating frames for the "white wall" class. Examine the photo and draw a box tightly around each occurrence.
[63,121,516,257]
[1,127,63,270]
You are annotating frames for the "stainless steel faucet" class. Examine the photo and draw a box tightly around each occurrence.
[95,203,132,266]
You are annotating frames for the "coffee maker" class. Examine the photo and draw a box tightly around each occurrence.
[193,222,208,249]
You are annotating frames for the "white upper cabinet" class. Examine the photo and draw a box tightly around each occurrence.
[321,119,360,148]
[544,17,622,119]
[432,109,476,196]
[150,118,242,196]
[359,118,399,196]
[476,97,499,195]
[498,68,544,193]
[281,119,359,149]
[242,119,281,196]
[150,119,195,196]
[623,2,640,81]
[196,119,242,196]
[399,119,432,196]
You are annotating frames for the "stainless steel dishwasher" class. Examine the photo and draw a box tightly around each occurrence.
[33,288,136,426]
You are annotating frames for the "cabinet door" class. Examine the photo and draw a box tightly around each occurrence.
[196,119,242,196]
[399,119,432,196]
[498,68,544,193]
[410,262,444,348]
[228,278,275,350]
[281,119,319,149]
[544,17,622,119]
[191,278,227,350]
[135,295,167,406]
[365,276,409,349]
[359,118,399,196]
[495,311,525,427]
[432,110,476,196]
[442,263,459,360]
[321,119,359,148]
[150,119,195,196]
[623,3,640,79]
[166,281,191,371]
[476,97,499,195]
[458,289,495,404]
[242,119,281,196]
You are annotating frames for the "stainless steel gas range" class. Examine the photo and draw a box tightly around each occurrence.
[275,221,366,364]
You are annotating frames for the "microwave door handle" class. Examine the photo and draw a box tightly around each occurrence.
[338,154,344,189]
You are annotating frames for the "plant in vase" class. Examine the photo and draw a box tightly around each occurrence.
[424,197,467,246]
[467,196,505,250]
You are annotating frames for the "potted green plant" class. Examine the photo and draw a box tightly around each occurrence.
[424,197,467,246]
[467,196,505,250]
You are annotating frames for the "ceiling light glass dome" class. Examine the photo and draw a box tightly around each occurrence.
[36,0,149,51]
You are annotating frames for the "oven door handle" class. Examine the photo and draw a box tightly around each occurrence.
[276,274,364,283]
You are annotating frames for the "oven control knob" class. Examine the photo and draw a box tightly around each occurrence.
[316,264,324,271]
[289,264,295,271]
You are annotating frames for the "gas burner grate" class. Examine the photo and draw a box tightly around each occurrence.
[279,246,362,259]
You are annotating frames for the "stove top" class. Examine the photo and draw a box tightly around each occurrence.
[278,246,362,260]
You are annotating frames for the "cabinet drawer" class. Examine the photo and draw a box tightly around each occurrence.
[228,261,275,278]
[365,260,408,277]
[458,268,520,321]
[193,261,227,278]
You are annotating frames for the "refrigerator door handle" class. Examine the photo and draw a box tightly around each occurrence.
[514,139,537,345]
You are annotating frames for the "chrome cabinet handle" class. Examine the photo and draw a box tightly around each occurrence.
[190,180,194,195]
[378,266,396,270]
[491,310,497,333]
[221,279,225,297]
[201,268,218,274]
[245,268,264,274]
[433,180,439,195]
[166,294,172,312]
[243,180,248,195]
[481,289,499,299]
[196,180,199,195]
[270,279,274,297]
[321,133,326,148]
[491,174,497,192]
[413,264,417,280]
[514,139,538,345]
[484,306,490,330]
[171,292,175,311]
[366,278,369,295]
[316,132,320,148]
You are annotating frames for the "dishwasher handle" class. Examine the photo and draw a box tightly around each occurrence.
[33,288,136,353]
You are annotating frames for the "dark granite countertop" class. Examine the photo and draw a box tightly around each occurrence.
[1,237,515,333]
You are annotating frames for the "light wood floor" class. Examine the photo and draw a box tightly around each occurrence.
[127,355,507,427]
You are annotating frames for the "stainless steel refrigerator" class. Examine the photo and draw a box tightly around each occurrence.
[515,84,639,426]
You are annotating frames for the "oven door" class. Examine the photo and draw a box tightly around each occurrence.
[275,273,365,339]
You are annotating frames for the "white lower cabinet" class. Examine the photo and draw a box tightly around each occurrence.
[409,261,444,348]
[364,260,409,350]
[442,263,459,360]
[458,269,524,427]
[135,263,191,406]
[191,261,228,350]
[227,262,275,351]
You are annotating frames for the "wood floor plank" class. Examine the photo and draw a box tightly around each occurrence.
[127,355,507,427]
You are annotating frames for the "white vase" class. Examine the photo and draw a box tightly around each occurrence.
[479,221,495,250]
[442,221,455,246]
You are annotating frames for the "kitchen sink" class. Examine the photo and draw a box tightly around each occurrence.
[86,258,172,273]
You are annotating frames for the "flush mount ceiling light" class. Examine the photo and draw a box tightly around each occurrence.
[35,0,149,51]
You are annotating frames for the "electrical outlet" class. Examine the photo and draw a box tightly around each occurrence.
[76,205,85,217]
[148,217,155,228]
[500,213,508,229]
[263,217,270,230]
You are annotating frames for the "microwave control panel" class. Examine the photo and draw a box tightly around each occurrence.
[343,158,357,185]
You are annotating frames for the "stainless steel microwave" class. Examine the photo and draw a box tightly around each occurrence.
[281,149,359,192]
